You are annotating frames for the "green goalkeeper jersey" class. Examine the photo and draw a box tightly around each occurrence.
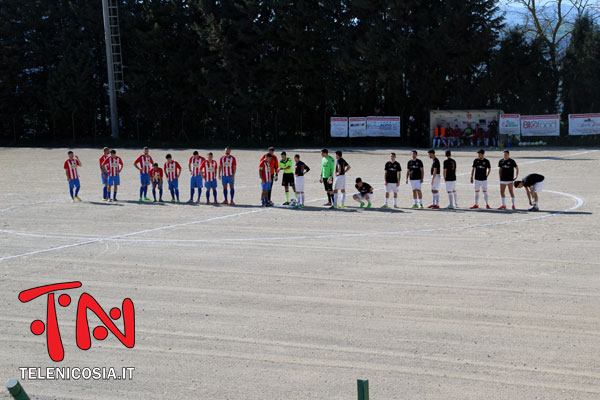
[321,156,335,178]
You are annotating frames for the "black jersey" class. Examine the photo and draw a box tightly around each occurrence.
[384,161,402,183]
[336,158,349,175]
[498,158,518,181]
[407,159,424,180]
[431,157,440,176]
[443,158,456,181]
[295,161,310,176]
[355,182,373,195]
[522,173,545,187]
[472,158,491,181]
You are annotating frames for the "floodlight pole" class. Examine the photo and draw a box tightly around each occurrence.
[102,0,119,139]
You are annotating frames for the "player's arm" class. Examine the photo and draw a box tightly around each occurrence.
[64,163,70,181]
[232,159,237,177]
[75,155,82,166]
[514,166,519,180]
[420,167,424,183]
[344,162,351,173]
[304,164,310,175]
[470,166,475,183]
[188,158,193,174]
[432,166,438,181]
[218,158,223,178]
[396,169,401,185]
[176,163,182,179]
[486,166,491,178]
[133,156,141,171]
[405,169,409,184]
[443,167,447,180]
[118,158,124,173]
[525,186,532,205]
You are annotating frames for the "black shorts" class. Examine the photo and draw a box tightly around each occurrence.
[282,173,295,186]
[323,179,333,192]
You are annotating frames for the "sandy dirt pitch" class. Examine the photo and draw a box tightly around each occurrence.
[1,146,599,400]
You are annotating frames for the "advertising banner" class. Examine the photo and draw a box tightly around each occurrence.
[365,116,401,137]
[348,117,367,138]
[330,117,348,138]
[520,115,560,136]
[568,114,600,135]
[499,114,520,136]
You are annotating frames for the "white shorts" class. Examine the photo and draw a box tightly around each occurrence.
[409,180,422,191]
[431,175,441,191]
[500,181,514,185]
[532,179,545,193]
[385,183,399,193]
[334,175,346,190]
[294,176,305,192]
[445,181,456,192]
[474,180,488,191]
[354,193,372,200]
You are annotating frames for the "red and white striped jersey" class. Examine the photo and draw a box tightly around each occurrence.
[150,168,163,182]
[134,154,154,174]
[103,156,123,176]
[259,160,272,182]
[164,161,182,181]
[64,158,81,180]
[201,159,218,181]
[189,156,205,176]
[99,154,110,170]
[219,155,236,176]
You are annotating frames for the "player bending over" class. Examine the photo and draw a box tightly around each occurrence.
[406,150,424,208]
[514,174,545,211]
[188,150,205,203]
[219,147,236,205]
[279,151,296,205]
[498,150,518,210]
[259,153,273,207]
[259,147,279,206]
[382,152,401,208]
[294,154,310,208]
[99,147,110,201]
[428,149,441,209]
[353,178,374,208]
[102,149,123,202]
[202,152,218,204]
[150,163,164,202]
[164,154,182,203]
[64,151,82,202]
[134,147,153,202]
[332,150,351,209]
[470,149,491,209]
[443,150,458,208]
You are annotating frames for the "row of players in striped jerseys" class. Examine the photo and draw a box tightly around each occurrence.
[64,147,237,203]
[252,147,544,211]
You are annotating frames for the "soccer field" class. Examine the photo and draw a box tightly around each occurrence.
[1,147,599,399]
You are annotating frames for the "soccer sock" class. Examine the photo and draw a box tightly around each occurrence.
[341,193,346,205]
[69,186,74,199]
[230,188,234,201]
[197,188,202,201]
[333,193,338,206]
[419,198,423,205]
[285,192,290,202]
[501,197,506,206]
[75,185,80,197]
[223,189,228,201]
[190,188,195,200]
[413,198,417,205]
[474,192,479,204]
[113,190,117,200]
[175,189,180,201]
[213,189,217,202]
[483,191,489,205]
[453,192,458,205]
[511,197,515,205]
[103,186,107,199]
[152,188,156,201]
[384,197,389,205]
[448,193,453,205]
[206,190,210,201]
[170,189,175,199]
[159,188,163,200]
[393,197,397,206]
[140,186,143,198]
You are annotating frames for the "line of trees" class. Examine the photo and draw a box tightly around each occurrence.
[1,0,599,146]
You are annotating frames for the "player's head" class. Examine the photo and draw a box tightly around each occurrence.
[265,153,272,159]
[477,149,485,159]
[335,150,342,159]
[110,149,116,157]
[428,149,435,159]
[67,151,74,159]
[193,151,199,156]
[166,153,172,160]
[280,151,287,160]
[103,147,110,155]
[153,163,159,169]
[390,152,396,161]
[503,150,510,159]
[445,150,452,157]
[411,150,417,159]
[268,147,275,154]
[225,146,231,155]
[143,147,149,155]
[321,149,328,157]
[355,177,363,187]
[514,180,523,189]
[207,152,213,160]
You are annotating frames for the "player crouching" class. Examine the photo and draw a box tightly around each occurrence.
[514,174,545,211]
[353,178,374,208]
[150,163,164,202]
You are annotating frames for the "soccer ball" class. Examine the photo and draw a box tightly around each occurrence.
[289,198,297,206]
